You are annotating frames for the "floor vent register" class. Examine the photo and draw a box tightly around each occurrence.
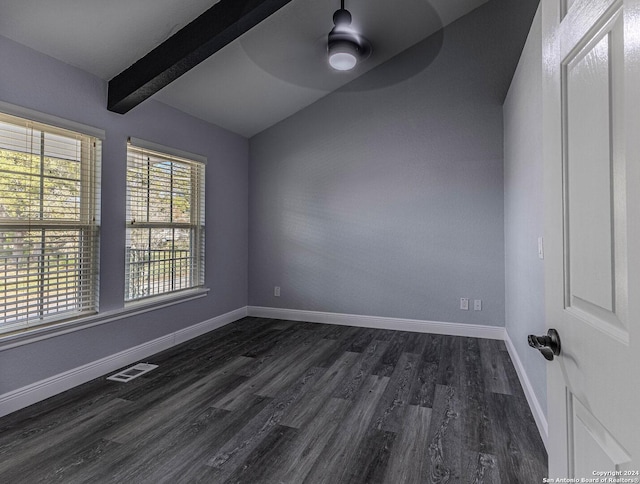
[106,363,158,382]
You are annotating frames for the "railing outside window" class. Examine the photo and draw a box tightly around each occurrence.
[125,247,193,301]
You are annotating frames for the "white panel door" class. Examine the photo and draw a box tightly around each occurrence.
[543,0,640,478]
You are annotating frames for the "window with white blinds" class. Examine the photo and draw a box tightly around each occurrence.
[0,112,101,335]
[125,141,205,301]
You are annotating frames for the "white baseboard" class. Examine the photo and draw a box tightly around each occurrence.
[0,306,247,418]
[504,331,549,450]
[173,307,247,346]
[248,306,506,340]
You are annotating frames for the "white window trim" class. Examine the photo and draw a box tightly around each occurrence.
[125,138,206,302]
[0,105,103,335]
[0,287,210,351]
[0,101,105,140]
[128,137,206,165]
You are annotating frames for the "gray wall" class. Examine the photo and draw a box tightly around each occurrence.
[249,0,537,326]
[0,35,249,394]
[503,8,547,413]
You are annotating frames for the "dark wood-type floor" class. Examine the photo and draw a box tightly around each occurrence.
[0,317,547,483]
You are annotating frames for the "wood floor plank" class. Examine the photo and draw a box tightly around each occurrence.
[332,339,389,400]
[304,374,390,483]
[59,406,231,483]
[403,330,430,355]
[153,318,274,369]
[105,355,253,443]
[255,338,336,398]
[202,365,325,482]
[407,333,445,407]
[108,371,249,453]
[498,344,530,403]
[143,395,272,483]
[322,323,354,340]
[460,337,496,455]
[115,346,252,403]
[383,404,432,484]
[266,398,353,483]
[0,397,133,481]
[312,325,365,368]
[239,328,295,360]
[280,350,360,428]
[224,424,301,483]
[268,319,299,330]
[425,384,463,483]
[487,392,547,484]
[436,336,462,387]
[372,330,412,377]
[409,360,439,407]
[346,429,396,484]
[212,340,319,410]
[233,326,324,378]
[371,327,396,341]
[421,333,445,363]
[36,437,123,484]
[0,377,127,449]
[478,338,512,395]
[462,450,501,484]
[188,325,294,376]
[346,327,378,353]
[370,352,420,433]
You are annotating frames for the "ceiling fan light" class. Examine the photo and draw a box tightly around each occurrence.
[328,40,358,70]
[327,3,371,72]
[329,52,357,71]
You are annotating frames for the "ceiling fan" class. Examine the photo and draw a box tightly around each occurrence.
[234,0,443,91]
[327,0,372,71]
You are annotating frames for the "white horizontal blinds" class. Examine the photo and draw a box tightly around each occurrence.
[0,112,100,334]
[125,143,205,301]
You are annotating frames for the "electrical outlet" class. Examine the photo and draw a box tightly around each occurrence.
[274,286,280,297]
[460,298,469,310]
[474,299,482,311]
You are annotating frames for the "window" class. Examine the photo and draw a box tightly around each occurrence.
[0,112,101,335]
[125,139,205,301]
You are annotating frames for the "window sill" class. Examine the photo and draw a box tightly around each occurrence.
[0,287,210,352]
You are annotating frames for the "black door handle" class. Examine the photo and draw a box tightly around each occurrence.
[528,329,561,361]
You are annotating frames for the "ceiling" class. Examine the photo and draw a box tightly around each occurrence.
[0,0,489,137]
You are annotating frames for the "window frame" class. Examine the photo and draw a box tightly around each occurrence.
[125,138,206,303]
[0,105,103,336]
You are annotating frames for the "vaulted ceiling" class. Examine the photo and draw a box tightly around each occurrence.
[0,0,531,137]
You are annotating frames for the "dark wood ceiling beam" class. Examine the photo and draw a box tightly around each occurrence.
[107,0,293,114]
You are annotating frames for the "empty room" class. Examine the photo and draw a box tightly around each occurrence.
[1,0,638,482]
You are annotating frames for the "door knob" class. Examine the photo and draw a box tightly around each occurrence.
[528,329,561,361]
